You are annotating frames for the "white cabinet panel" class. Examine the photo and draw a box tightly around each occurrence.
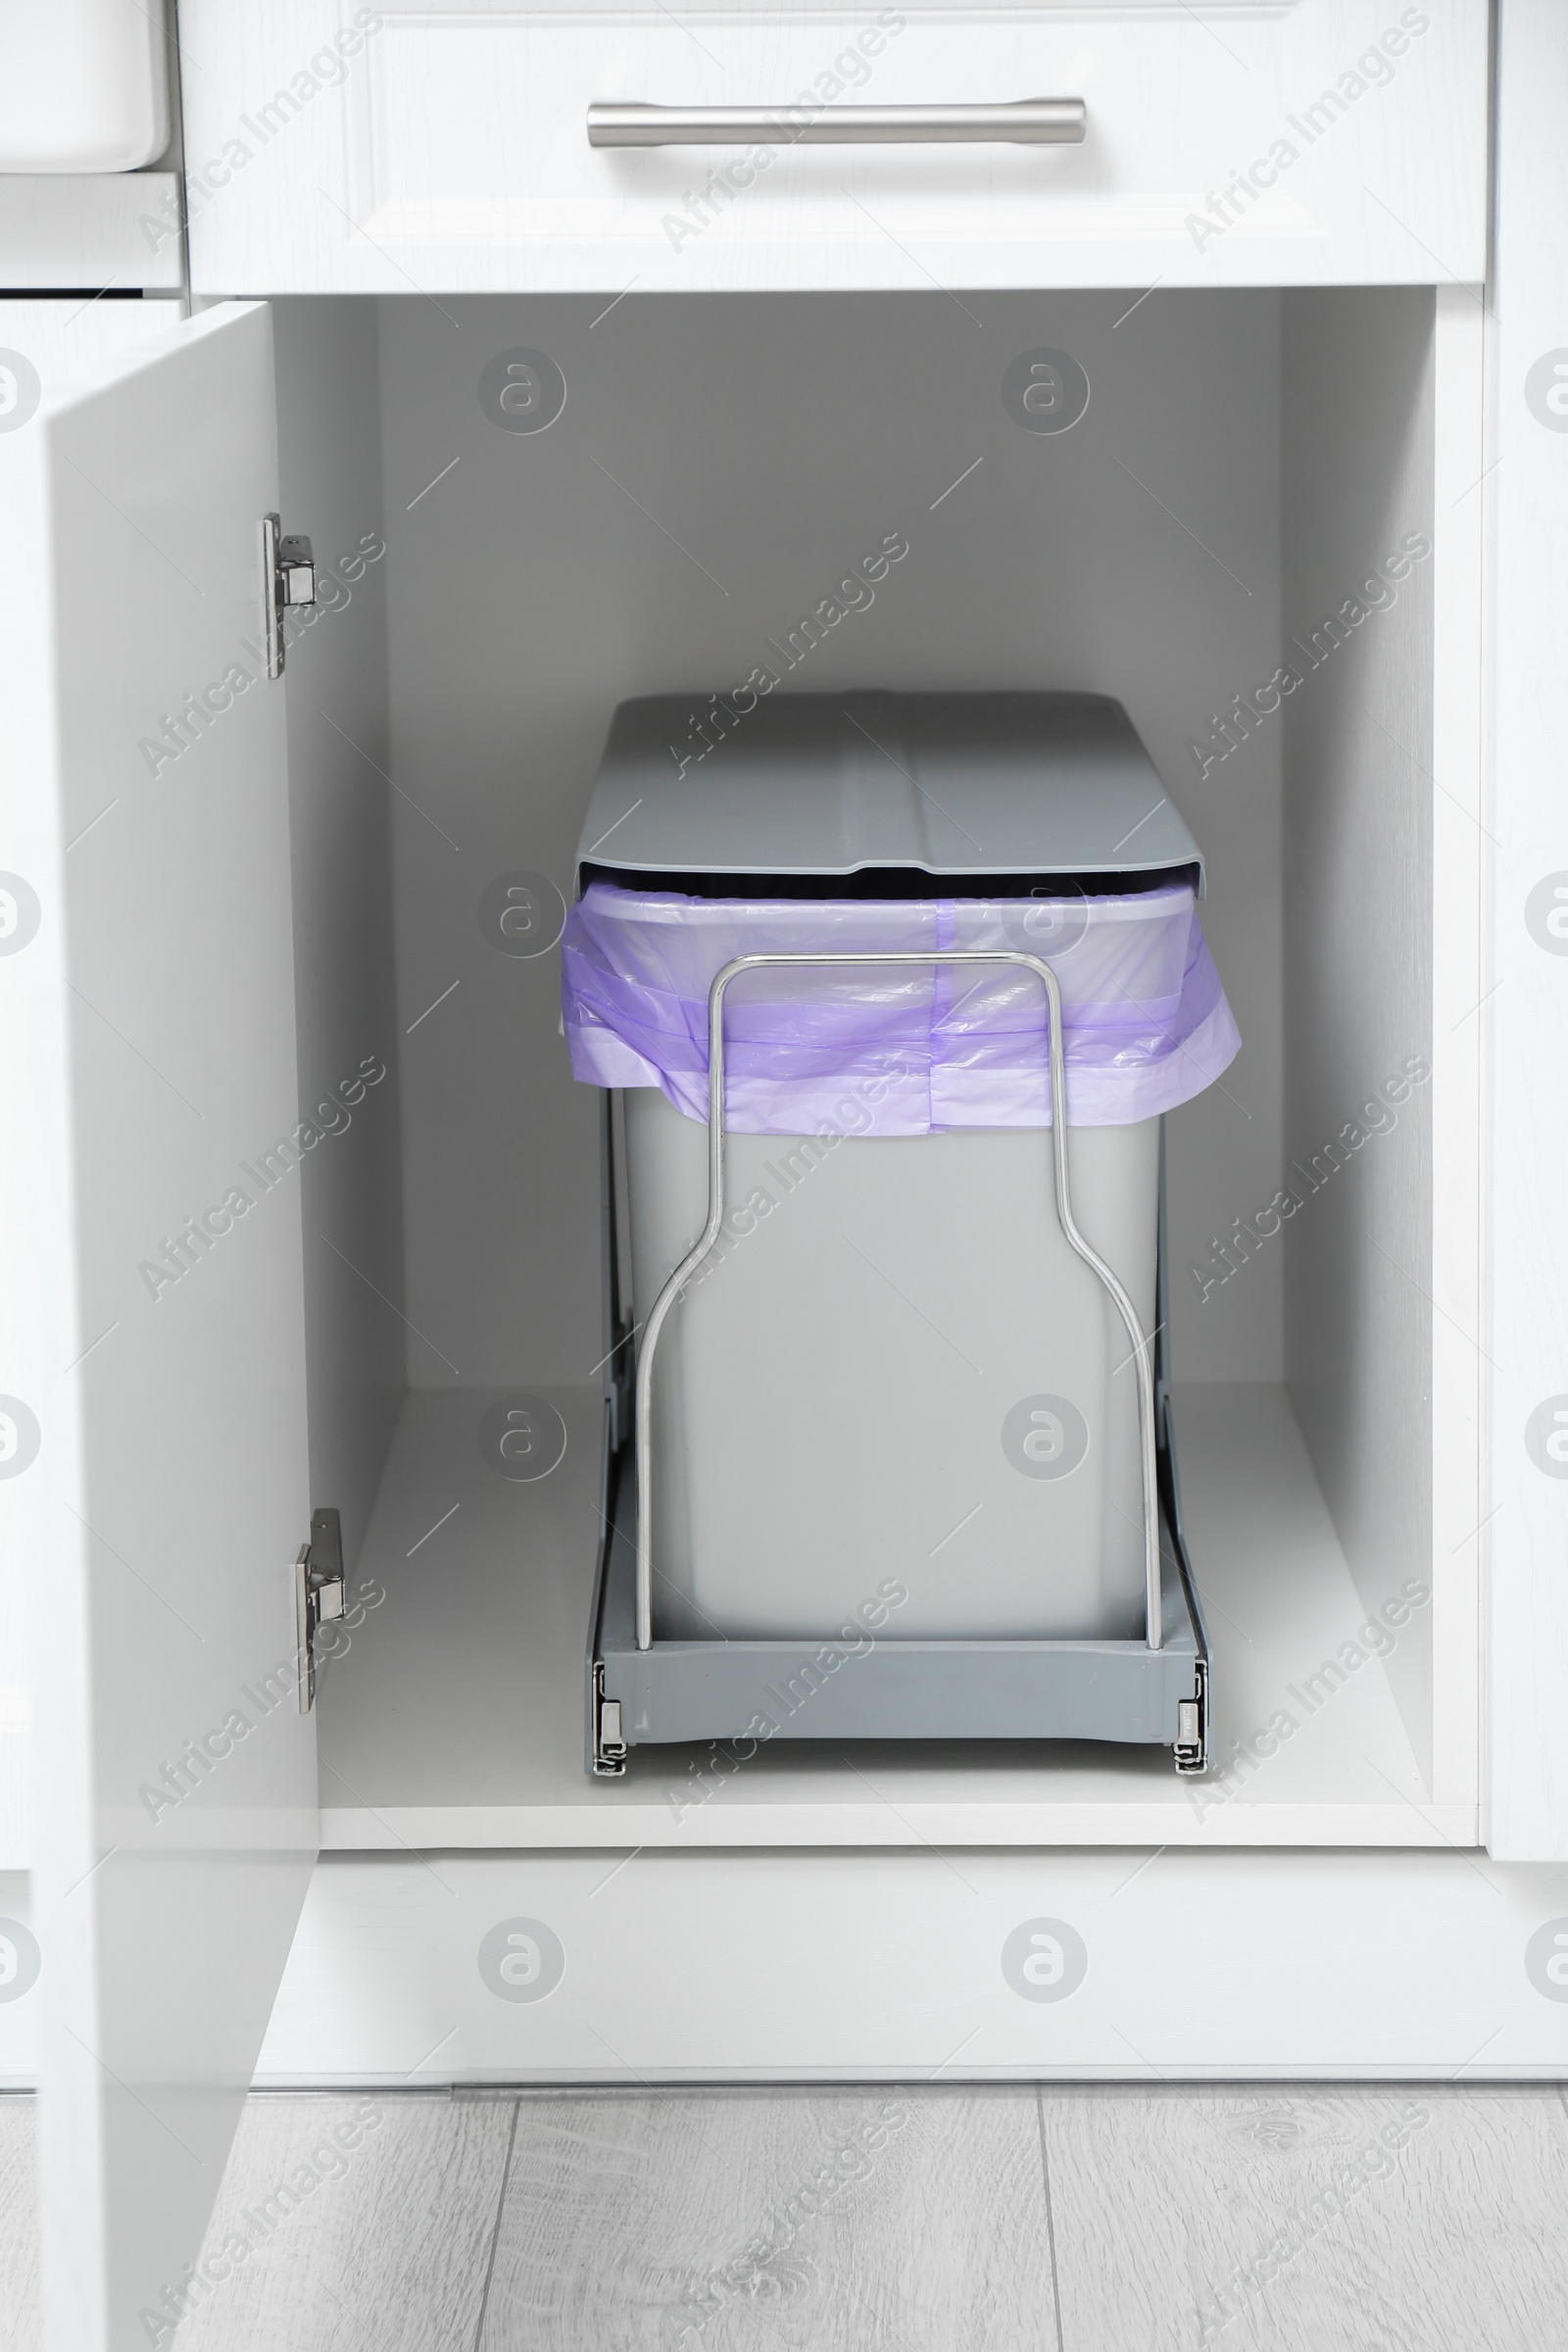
[0,301,186,1879]
[0,180,185,293]
[1486,5,1568,1859]
[182,0,1489,295]
[259,1848,1568,2081]
[1,305,318,2352]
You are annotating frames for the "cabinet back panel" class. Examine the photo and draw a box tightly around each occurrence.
[371,288,1287,1393]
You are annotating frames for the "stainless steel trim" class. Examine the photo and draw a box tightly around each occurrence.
[633,948,1161,1655]
[262,512,283,681]
[294,1542,314,1713]
[588,98,1086,148]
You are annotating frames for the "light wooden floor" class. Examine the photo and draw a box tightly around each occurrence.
[3,2084,1567,2350]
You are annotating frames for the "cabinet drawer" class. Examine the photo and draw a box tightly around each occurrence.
[183,1,1489,294]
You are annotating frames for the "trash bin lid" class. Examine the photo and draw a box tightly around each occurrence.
[574,690,1204,896]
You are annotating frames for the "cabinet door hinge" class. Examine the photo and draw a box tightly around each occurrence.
[295,1504,346,1714]
[262,513,317,679]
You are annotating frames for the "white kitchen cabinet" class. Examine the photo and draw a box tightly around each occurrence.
[0,0,170,173]
[5,3,1568,2347]
[0,0,181,293]
[178,0,1489,296]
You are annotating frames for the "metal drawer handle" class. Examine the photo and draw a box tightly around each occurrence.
[587,98,1087,148]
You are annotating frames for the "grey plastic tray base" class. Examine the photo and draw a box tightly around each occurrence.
[590,1446,1207,1771]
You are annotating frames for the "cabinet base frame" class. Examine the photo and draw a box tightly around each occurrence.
[585,1399,1209,1777]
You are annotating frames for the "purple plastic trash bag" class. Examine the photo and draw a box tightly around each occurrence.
[560,880,1240,1134]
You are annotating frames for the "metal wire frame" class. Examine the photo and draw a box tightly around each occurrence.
[632,949,1162,1653]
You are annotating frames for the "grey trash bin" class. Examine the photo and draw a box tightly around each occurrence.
[565,691,1238,1771]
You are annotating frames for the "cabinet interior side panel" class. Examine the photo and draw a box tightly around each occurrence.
[1282,287,1436,1782]
[274,297,406,1574]
[376,289,1283,1395]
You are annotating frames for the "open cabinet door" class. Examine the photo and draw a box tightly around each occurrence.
[2,304,317,2349]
